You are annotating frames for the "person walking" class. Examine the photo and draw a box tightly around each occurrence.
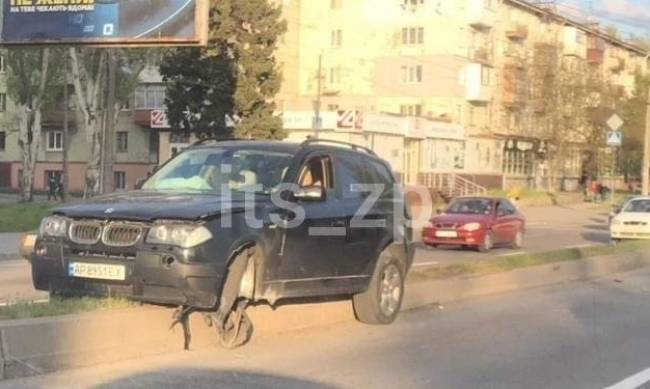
[47,174,58,201]
[56,173,65,202]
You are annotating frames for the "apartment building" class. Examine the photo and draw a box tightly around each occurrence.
[0,69,161,194]
[278,0,649,190]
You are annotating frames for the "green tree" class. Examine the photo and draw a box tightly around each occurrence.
[619,73,650,180]
[160,0,287,139]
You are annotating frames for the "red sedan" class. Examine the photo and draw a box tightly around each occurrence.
[422,197,526,253]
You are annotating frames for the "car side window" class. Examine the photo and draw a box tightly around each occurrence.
[298,156,334,190]
[497,201,515,217]
[335,153,368,200]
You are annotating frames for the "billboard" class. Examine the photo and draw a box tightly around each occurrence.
[1,0,208,46]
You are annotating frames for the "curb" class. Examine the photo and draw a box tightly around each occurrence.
[1,251,648,380]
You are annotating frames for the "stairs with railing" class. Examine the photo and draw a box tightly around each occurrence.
[421,173,488,202]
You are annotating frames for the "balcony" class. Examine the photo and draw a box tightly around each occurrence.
[466,0,495,29]
[465,63,491,103]
[504,48,527,68]
[506,25,528,40]
[469,46,492,65]
[587,48,604,65]
[502,66,527,109]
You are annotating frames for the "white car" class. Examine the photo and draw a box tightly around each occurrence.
[610,197,650,242]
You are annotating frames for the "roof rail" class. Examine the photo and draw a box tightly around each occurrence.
[301,138,376,156]
[191,137,247,146]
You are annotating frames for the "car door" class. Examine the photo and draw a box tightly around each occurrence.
[274,153,348,280]
[494,200,517,243]
[333,152,388,277]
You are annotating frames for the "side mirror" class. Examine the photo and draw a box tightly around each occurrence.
[134,178,146,190]
[294,186,325,202]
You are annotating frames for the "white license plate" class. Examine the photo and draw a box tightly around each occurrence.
[436,230,458,238]
[68,262,126,281]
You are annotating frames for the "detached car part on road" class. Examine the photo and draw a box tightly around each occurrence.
[30,139,413,348]
[422,197,526,253]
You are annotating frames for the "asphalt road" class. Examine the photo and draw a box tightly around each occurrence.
[0,204,611,305]
[4,267,650,389]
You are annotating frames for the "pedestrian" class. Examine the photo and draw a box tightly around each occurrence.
[56,173,65,202]
[595,181,603,203]
[47,174,58,201]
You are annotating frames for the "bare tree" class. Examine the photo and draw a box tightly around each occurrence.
[6,48,59,201]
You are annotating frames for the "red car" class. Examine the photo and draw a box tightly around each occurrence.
[422,197,526,252]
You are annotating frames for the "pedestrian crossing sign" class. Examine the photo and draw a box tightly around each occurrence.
[607,131,623,147]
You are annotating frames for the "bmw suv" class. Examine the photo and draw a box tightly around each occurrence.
[31,139,413,347]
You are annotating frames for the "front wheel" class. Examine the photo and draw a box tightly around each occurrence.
[353,254,405,325]
[478,231,494,253]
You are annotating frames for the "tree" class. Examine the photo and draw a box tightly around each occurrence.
[6,48,61,201]
[619,73,650,180]
[69,48,156,197]
[160,0,287,139]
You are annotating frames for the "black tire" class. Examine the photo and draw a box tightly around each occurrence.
[352,252,405,325]
[511,230,524,250]
[478,231,494,253]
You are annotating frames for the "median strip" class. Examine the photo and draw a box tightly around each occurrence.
[409,241,650,282]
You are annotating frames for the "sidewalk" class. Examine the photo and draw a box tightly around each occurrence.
[0,233,22,258]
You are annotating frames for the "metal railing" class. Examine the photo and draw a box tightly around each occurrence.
[421,173,488,199]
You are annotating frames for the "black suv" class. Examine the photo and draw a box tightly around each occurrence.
[32,139,413,346]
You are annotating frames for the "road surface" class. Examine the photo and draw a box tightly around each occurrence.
[4,267,650,388]
[0,203,611,305]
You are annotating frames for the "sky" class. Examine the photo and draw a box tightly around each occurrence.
[555,0,650,39]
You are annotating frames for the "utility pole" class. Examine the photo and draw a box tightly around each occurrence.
[102,49,117,194]
[643,82,650,195]
[312,54,323,139]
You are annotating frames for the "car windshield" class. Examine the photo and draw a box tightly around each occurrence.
[446,199,493,215]
[142,147,293,195]
[623,199,650,213]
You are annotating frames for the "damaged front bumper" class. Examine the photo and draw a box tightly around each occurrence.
[31,238,224,309]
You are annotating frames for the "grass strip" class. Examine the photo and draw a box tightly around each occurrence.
[0,297,137,321]
[409,240,650,282]
[0,202,52,233]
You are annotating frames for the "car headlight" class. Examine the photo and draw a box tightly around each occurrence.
[462,222,482,232]
[39,216,69,238]
[611,219,622,226]
[146,223,213,248]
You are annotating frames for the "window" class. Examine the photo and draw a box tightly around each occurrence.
[0,55,5,74]
[328,67,342,84]
[114,171,126,191]
[46,131,63,152]
[400,104,423,117]
[335,153,372,200]
[135,84,166,109]
[497,201,516,217]
[0,93,6,112]
[401,27,424,45]
[481,65,491,86]
[327,104,340,111]
[0,131,5,151]
[401,65,423,84]
[116,131,128,153]
[330,29,342,47]
[330,0,343,8]
[298,156,334,190]
[402,0,424,10]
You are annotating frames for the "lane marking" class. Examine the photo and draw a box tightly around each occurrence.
[414,261,440,267]
[0,298,49,307]
[604,368,650,389]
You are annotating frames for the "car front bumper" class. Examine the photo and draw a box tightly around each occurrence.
[610,226,650,240]
[31,239,224,309]
[422,228,487,247]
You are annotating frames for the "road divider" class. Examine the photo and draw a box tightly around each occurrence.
[1,244,649,381]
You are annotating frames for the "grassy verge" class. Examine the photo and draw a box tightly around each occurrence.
[409,240,650,282]
[487,189,584,207]
[0,297,137,321]
[0,202,52,233]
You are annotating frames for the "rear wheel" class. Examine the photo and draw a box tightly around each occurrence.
[353,253,405,325]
